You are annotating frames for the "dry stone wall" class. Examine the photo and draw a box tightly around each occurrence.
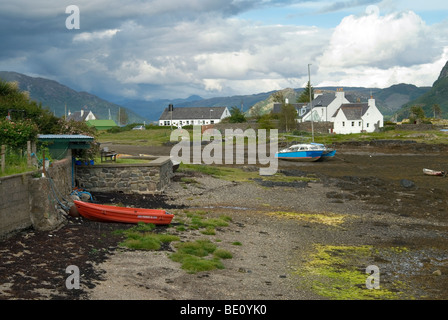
[75,157,173,194]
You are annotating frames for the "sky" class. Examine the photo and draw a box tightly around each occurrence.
[1,0,448,102]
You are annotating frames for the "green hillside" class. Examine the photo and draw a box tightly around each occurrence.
[247,88,300,116]
[0,71,148,124]
[371,84,431,115]
[395,61,448,121]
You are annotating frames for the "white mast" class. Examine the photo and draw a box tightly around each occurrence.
[308,64,314,142]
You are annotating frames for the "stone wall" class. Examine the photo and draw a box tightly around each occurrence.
[213,122,261,133]
[0,172,34,237]
[296,121,334,134]
[396,123,434,131]
[0,154,72,238]
[75,156,173,194]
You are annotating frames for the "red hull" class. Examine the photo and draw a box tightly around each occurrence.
[73,200,174,225]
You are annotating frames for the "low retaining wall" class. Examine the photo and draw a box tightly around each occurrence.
[0,155,72,238]
[75,156,173,194]
[0,172,34,237]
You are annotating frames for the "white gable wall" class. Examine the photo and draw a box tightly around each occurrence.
[362,98,384,133]
[85,111,96,121]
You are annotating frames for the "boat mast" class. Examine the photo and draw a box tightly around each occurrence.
[308,64,314,142]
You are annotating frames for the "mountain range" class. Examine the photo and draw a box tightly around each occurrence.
[2,67,447,123]
[0,71,147,124]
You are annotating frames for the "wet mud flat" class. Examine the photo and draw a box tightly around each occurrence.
[277,141,448,299]
[0,140,447,300]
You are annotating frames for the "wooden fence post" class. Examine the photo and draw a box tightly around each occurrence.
[1,145,5,173]
[31,141,37,167]
[27,141,32,167]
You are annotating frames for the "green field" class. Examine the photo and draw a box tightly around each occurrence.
[98,126,448,147]
[98,127,174,146]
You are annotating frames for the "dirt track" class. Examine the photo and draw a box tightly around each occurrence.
[1,140,448,300]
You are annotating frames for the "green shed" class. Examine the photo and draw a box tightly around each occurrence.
[86,120,118,131]
[37,134,94,160]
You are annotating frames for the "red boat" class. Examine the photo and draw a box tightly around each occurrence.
[73,200,174,225]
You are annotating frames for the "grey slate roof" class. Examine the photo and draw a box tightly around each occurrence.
[299,93,338,118]
[333,103,369,120]
[310,93,337,108]
[159,106,228,121]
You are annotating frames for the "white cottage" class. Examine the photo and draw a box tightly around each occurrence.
[300,88,384,134]
[332,98,384,134]
[158,106,231,127]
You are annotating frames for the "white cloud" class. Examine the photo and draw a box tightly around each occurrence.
[319,10,436,69]
[317,47,448,88]
[314,8,447,88]
[1,0,448,101]
[73,29,120,42]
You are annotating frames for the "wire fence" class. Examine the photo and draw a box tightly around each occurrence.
[0,141,39,176]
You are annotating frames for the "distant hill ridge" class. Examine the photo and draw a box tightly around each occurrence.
[0,71,147,124]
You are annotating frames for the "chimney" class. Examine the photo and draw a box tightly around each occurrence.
[335,87,345,100]
[314,90,323,99]
[80,109,84,117]
[368,95,376,108]
[285,98,289,104]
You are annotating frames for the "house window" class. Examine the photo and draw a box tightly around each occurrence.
[359,121,362,126]
[351,122,355,127]
[366,123,370,128]
[186,121,189,125]
[342,121,345,127]
[211,120,214,124]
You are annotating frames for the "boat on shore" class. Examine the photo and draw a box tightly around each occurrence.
[275,142,337,162]
[311,143,337,160]
[275,143,324,161]
[73,200,174,225]
[423,168,446,177]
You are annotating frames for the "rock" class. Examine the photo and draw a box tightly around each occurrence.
[68,205,80,217]
[433,270,442,276]
[400,179,415,188]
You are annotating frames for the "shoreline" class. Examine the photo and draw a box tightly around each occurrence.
[1,143,448,300]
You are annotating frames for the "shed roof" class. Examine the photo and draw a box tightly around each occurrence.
[37,134,94,141]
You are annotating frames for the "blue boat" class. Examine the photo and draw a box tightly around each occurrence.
[275,143,324,161]
[311,143,337,160]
